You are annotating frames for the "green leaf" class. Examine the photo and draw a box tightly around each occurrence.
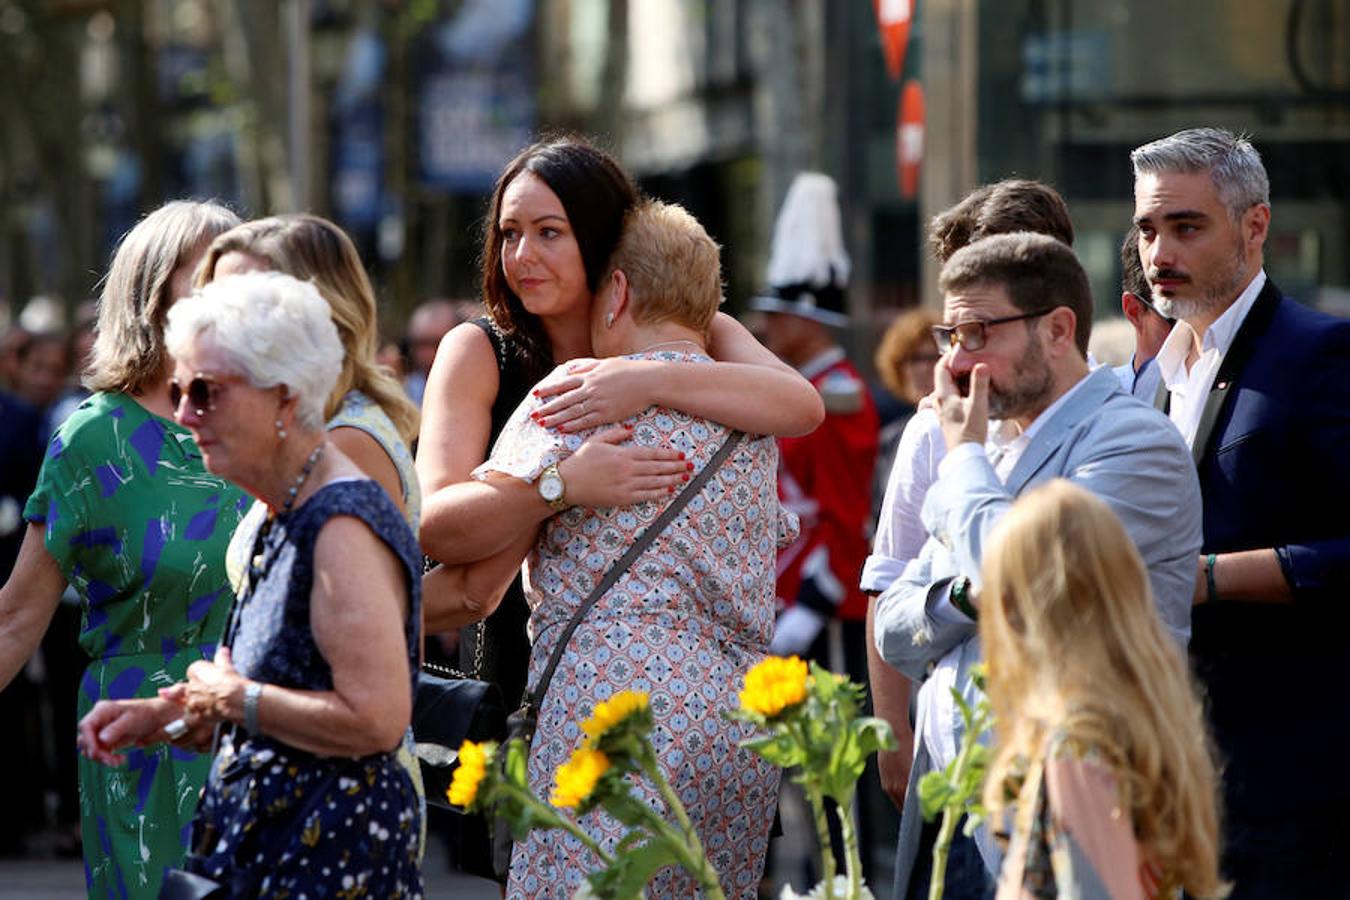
[585,838,674,899]
[918,770,955,820]
[600,839,678,899]
[603,790,659,829]
[505,738,530,787]
[852,717,899,755]
[951,688,974,725]
[742,732,806,769]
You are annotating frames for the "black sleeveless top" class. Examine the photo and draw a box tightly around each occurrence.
[460,317,550,709]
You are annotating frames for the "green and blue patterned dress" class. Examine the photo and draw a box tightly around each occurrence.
[24,392,247,899]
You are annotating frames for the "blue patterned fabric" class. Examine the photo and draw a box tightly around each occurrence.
[187,479,424,896]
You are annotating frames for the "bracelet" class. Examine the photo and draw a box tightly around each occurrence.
[243,682,264,735]
[1204,553,1220,604]
[950,576,978,620]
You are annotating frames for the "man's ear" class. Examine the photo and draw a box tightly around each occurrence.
[1243,202,1271,253]
[1044,306,1078,354]
[1121,292,1145,328]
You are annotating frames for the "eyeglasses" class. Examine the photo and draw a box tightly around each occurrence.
[1133,292,1176,325]
[930,308,1056,353]
[170,373,236,416]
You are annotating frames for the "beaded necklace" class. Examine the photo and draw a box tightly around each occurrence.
[248,441,327,578]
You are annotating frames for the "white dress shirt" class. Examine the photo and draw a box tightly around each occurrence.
[908,371,1095,782]
[1154,270,1266,448]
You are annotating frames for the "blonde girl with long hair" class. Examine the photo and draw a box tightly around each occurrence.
[980,480,1226,899]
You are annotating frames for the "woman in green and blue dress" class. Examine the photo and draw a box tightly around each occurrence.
[0,200,244,899]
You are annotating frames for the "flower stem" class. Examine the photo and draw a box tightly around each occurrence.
[837,789,863,900]
[499,783,615,866]
[927,705,990,900]
[928,806,959,900]
[804,784,837,900]
[637,747,726,900]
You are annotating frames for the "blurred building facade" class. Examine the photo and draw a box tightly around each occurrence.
[1,0,1347,362]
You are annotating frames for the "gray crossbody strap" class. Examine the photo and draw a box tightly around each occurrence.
[523,429,747,715]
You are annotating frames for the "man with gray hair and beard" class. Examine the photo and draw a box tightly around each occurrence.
[1134,127,1350,898]
[873,231,1201,899]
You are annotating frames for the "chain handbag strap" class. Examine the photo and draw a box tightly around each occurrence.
[421,557,488,680]
[518,430,746,723]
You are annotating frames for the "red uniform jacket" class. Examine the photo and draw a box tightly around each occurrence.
[776,348,879,622]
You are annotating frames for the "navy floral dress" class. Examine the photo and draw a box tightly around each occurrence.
[186,480,424,897]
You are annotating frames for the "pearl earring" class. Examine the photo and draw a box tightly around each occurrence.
[605,312,614,328]
[275,419,287,441]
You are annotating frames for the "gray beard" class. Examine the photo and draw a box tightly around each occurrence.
[1154,241,1250,322]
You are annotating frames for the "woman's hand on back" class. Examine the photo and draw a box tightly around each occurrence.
[532,358,656,433]
[556,426,689,507]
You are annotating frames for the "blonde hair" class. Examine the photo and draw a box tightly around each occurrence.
[980,480,1225,898]
[874,308,940,404]
[197,214,419,445]
[607,200,723,337]
[87,200,241,394]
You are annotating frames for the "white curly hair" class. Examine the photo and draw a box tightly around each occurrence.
[164,271,343,430]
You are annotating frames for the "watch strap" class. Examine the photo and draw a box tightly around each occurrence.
[243,682,263,735]
[540,463,568,512]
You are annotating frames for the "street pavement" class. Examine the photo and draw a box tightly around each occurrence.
[0,849,501,899]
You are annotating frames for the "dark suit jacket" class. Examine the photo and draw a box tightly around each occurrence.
[1159,278,1350,838]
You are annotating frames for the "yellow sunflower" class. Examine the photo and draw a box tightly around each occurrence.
[446,739,491,808]
[739,655,810,718]
[550,747,611,809]
[580,690,650,745]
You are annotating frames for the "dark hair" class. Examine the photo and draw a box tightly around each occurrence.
[928,179,1074,263]
[939,231,1093,356]
[1120,226,1151,299]
[481,137,639,377]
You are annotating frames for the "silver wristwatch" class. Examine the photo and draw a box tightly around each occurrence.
[538,463,568,512]
[243,682,264,735]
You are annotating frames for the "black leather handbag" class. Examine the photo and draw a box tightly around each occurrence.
[413,661,508,809]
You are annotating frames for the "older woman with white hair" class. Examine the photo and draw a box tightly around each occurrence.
[77,271,423,896]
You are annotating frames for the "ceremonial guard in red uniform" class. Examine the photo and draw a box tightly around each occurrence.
[754,171,883,885]
[752,173,879,664]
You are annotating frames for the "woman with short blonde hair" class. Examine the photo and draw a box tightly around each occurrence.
[980,480,1225,899]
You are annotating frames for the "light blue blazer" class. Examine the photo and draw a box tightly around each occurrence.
[873,366,1201,896]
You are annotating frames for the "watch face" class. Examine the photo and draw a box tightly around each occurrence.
[539,472,564,502]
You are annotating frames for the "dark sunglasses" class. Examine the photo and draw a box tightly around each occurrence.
[170,374,235,416]
[930,308,1056,354]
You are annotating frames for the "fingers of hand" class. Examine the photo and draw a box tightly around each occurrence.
[613,485,682,505]
[532,385,584,416]
[564,358,599,375]
[933,354,959,397]
[584,426,634,447]
[533,372,584,401]
[968,364,990,404]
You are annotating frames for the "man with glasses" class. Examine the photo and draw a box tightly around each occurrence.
[1134,128,1350,898]
[873,231,1200,900]
[862,179,1077,824]
[1113,225,1174,399]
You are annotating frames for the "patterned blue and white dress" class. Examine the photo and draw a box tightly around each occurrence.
[186,479,424,896]
[478,351,798,899]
